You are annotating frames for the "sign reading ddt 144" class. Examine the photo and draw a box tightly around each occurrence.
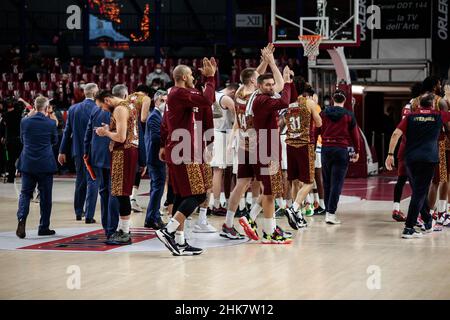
[235,14,263,28]
[373,0,431,38]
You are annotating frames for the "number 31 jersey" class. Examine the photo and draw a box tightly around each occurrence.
[284,96,315,148]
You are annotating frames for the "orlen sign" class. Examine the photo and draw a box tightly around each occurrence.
[437,0,448,40]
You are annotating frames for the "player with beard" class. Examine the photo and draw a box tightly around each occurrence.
[94,91,140,245]
[220,44,286,240]
[156,58,216,256]
[245,66,293,244]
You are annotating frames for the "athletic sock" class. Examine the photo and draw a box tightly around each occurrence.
[131,187,138,201]
[286,199,293,207]
[117,219,123,232]
[199,207,208,223]
[275,197,285,209]
[250,203,263,221]
[166,218,180,234]
[306,194,312,204]
[393,202,400,211]
[263,218,276,235]
[239,197,246,210]
[225,210,235,228]
[213,198,221,209]
[438,200,446,213]
[313,192,319,203]
[319,199,325,208]
[175,231,185,245]
[120,219,130,233]
[252,197,258,207]
[292,201,300,213]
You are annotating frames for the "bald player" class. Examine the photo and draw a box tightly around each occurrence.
[156,58,216,256]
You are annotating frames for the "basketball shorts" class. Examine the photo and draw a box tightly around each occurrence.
[211,131,233,169]
[111,147,138,196]
[168,162,213,197]
[287,144,315,184]
[257,160,284,198]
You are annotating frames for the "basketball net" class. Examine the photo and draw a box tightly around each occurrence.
[298,35,322,66]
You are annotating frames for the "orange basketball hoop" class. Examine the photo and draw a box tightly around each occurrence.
[298,35,323,66]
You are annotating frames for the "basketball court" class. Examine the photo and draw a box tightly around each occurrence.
[0,0,450,306]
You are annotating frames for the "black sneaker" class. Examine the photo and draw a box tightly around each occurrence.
[401,227,423,239]
[85,218,96,224]
[296,213,308,228]
[156,227,181,255]
[212,206,227,216]
[105,230,132,245]
[420,220,433,234]
[235,207,248,218]
[314,206,326,215]
[284,207,299,230]
[38,229,56,236]
[176,242,203,256]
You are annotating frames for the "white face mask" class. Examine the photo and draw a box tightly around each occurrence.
[155,68,162,74]
[157,102,166,113]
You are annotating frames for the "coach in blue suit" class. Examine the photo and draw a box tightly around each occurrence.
[58,83,98,220]
[16,96,58,239]
[83,104,112,228]
[83,102,119,237]
[144,90,168,229]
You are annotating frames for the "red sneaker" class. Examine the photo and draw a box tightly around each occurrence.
[392,210,407,222]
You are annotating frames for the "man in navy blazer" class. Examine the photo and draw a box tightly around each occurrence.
[58,83,98,220]
[16,96,58,239]
[83,104,113,229]
[144,90,168,229]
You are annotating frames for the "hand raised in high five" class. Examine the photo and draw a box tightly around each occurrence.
[262,44,276,65]
[283,66,292,83]
[199,57,217,77]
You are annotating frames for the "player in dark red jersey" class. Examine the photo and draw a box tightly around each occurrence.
[156,58,216,256]
[246,67,293,244]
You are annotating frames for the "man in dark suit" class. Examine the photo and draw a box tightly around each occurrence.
[83,104,111,227]
[58,83,98,220]
[16,96,58,238]
[144,90,168,229]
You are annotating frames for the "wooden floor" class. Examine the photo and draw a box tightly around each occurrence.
[1,178,450,300]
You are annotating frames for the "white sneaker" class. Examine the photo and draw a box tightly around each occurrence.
[193,219,217,233]
[130,199,143,212]
[443,214,450,226]
[325,213,341,224]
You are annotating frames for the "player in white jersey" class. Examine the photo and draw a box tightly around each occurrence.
[209,85,239,217]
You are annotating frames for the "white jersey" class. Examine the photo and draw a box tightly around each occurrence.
[213,90,234,132]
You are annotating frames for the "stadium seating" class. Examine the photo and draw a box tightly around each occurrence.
[0,56,261,102]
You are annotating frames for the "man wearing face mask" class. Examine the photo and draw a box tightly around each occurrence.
[144,90,168,229]
[146,63,171,88]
